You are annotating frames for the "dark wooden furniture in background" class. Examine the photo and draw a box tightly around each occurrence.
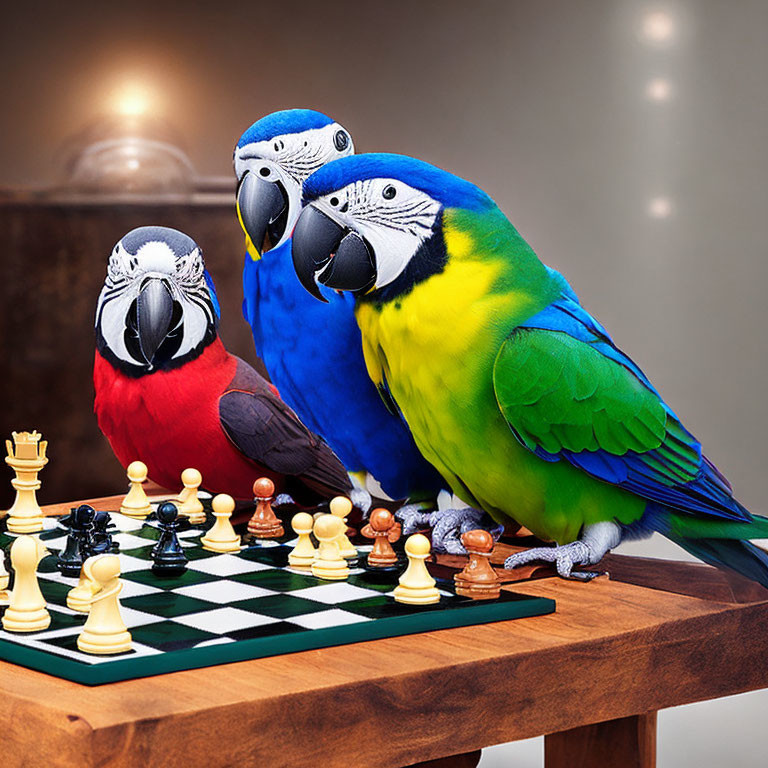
[0,195,261,508]
[3,495,768,768]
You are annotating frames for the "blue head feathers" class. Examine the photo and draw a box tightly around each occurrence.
[303,153,496,212]
[236,109,336,147]
[204,270,221,319]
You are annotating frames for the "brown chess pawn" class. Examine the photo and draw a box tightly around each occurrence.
[367,508,398,568]
[454,529,501,600]
[247,478,284,538]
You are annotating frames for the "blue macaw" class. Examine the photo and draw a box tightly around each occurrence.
[233,110,447,514]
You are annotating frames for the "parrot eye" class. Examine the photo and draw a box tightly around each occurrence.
[259,167,271,178]
[382,185,397,200]
[329,197,340,207]
[334,130,349,151]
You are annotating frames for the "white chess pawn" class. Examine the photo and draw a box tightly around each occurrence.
[119,461,153,519]
[177,468,206,525]
[2,535,51,632]
[311,515,349,581]
[329,496,357,559]
[288,513,316,572]
[0,550,9,605]
[176,475,192,504]
[201,494,241,553]
[67,562,99,613]
[77,555,132,655]
[393,534,440,605]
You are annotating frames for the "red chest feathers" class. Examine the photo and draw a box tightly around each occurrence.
[94,339,269,498]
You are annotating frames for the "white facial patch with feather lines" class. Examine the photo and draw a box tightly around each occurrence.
[234,123,354,185]
[315,178,442,289]
[96,238,214,369]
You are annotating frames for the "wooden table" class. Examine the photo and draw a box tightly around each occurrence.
[3,495,768,768]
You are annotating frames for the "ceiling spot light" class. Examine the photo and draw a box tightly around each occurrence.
[646,78,673,102]
[640,10,677,46]
[648,196,673,219]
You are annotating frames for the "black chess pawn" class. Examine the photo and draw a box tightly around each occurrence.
[152,502,188,575]
[151,501,182,558]
[57,504,96,577]
[90,511,119,555]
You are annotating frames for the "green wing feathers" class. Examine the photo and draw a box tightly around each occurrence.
[493,329,697,482]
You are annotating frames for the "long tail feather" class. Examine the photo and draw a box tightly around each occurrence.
[672,536,768,590]
[637,504,768,588]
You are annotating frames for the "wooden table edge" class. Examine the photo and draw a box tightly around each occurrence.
[3,497,768,767]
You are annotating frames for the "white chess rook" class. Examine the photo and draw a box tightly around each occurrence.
[4,431,48,534]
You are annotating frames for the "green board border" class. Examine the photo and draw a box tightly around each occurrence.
[0,592,555,686]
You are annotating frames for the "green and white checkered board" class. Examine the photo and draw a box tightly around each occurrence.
[0,502,555,685]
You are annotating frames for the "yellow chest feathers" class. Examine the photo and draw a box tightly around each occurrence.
[355,249,531,400]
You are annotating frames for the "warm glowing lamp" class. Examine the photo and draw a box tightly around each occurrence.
[64,82,194,194]
[112,84,152,117]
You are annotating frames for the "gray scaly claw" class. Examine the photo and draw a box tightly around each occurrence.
[350,488,373,516]
[273,494,294,507]
[430,507,505,555]
[503,522,621,581]
[503,542,598,580]
[396,503,433,535]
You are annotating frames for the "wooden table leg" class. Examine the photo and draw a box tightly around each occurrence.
[545,712,657,768]
[408,749,482,768]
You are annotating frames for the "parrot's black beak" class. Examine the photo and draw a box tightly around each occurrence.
[291,204,377,303]
[132,277,182,366]
[236,170,289,257]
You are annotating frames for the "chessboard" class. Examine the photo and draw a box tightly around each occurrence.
[0,499,555,686]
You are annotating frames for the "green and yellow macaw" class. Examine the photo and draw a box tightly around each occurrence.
[290,152,768,583]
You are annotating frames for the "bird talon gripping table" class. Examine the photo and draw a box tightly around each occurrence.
[0,502,554,685]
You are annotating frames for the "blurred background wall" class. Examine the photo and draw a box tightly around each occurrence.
[1,1,766,765]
